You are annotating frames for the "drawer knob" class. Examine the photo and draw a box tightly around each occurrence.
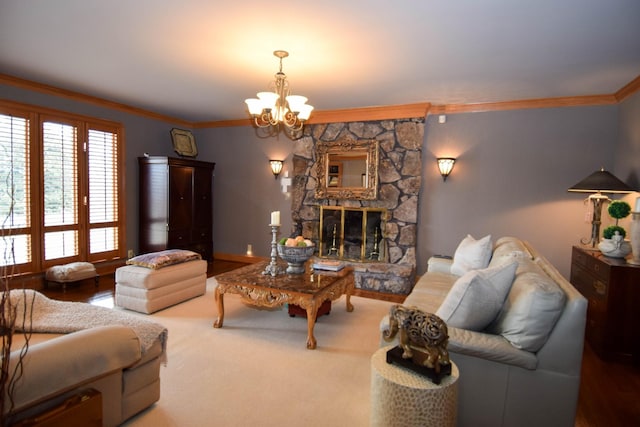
[593,281,606,295]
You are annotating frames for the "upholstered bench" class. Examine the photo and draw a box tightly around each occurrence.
[115,250,207,314]
[45,262,99,291]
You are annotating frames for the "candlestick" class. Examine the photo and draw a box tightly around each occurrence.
[262,224,283,276]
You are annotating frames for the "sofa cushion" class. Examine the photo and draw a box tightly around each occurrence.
[450,234,493,276]
[405,271,457,314]
[488,237,533,269]
[487,266,566,352]
[436,261,518,331]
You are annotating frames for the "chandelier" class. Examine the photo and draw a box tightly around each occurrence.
[245,50,314,134]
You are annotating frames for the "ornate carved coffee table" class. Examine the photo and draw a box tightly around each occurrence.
[213,260,354,349]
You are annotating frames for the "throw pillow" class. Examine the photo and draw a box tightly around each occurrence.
[450,234,493,276]
[127,249,202,269]
[436,261,518,331]
[487,270,566,352]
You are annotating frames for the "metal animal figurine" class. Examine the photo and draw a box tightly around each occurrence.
[383,305,450,373]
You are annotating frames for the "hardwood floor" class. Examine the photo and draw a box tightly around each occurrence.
[575,343,640,426]
[40,259,640,427]
[40,259,247,307]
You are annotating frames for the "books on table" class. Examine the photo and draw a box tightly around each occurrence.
[312,260,345,271]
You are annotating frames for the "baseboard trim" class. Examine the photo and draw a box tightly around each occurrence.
[352,288,406,303]
[213,252,267,264]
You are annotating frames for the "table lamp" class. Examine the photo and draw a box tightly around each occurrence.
[568,168,633,247]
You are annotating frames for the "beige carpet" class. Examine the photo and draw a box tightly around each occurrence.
[123,277,393,427]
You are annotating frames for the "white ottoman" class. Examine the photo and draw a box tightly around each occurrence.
[115,259,207,314]
[45,262,98,291]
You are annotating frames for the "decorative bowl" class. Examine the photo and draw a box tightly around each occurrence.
[598,237,632,258]
[277,244,315,274]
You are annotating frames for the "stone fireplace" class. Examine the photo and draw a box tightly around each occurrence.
[290,118,425,296]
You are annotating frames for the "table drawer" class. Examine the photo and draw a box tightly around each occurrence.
[572,247,588,267]
[572,248,610,282]
[571,264,609,300]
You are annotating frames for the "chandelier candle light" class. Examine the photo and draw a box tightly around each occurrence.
[245,50,314,134]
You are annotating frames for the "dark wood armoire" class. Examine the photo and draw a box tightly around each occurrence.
[138,156,215,261]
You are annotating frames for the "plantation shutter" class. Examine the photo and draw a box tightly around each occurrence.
[42,120,79,261]
[87,128,119,256]
[0,113,32,267]
[0,100,125,273]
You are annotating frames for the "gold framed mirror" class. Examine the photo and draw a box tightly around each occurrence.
[315,139,379,200]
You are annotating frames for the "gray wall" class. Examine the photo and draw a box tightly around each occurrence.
[2,82,638,279]
[419,105,620,278]
[194,126,294,258]
[616,91,640,191]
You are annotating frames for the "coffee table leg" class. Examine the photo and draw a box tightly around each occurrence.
[346,293,354,312]
[213,287,225,328]
[306,304,319,349]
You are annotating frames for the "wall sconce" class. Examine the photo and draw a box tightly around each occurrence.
[270,160,284,179]
[437,157,456,181]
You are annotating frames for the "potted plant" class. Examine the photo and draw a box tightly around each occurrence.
[598,201,632,258]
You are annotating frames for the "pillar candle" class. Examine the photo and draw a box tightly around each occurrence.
[271,211,280,226]
[635,197,640,212]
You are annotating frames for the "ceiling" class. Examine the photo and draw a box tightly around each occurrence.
[1,0,640,123]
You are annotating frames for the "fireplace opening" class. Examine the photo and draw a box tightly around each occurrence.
[319,206,386,261]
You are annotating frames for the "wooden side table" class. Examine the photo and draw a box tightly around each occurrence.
[370,346,459,427]
[570,246,640,363]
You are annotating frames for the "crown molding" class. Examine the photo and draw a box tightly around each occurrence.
[304,103,431,124]
[615,74,640,102]
[2,72,639,128]
[429,94,619,115]
[193,103,431,129]
[0,73,193,127]
[193,118,252,128]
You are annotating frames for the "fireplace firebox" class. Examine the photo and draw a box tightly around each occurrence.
[319,206,386,262]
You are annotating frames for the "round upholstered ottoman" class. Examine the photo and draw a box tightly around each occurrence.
[370,346,459,427]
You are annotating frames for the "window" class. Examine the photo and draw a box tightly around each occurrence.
[0,101,124,273]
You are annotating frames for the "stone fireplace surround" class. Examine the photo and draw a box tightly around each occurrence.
[290,118,425,296]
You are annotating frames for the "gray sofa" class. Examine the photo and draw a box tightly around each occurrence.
[4,291,166,426]
[381,236,587,427]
